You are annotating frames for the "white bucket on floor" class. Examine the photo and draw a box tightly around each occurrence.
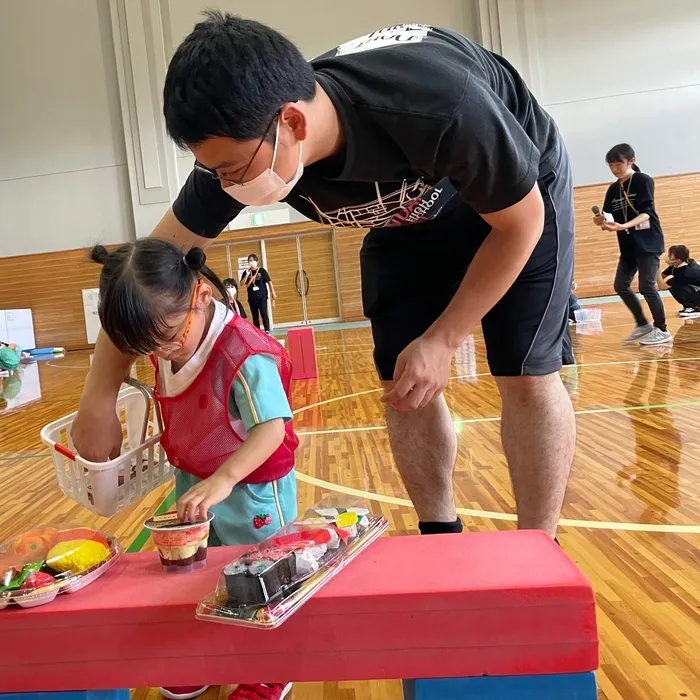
[574,307,602,323]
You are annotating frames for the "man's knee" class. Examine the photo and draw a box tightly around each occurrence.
[495,372,561,402]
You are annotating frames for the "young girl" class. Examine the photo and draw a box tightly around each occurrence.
[662,245,700,318]
[222,277,248,319]
[593,144,671,345]
[92,239,296,700]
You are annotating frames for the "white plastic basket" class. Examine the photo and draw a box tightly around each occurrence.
[41,379,174,517]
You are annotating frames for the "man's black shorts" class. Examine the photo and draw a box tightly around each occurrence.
[360,147,575,380]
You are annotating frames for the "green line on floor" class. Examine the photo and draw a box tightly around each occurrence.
[0,452,49,460]
[127,489,175,553]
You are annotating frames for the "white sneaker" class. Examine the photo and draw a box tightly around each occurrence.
[623,325,653,343]
[678,308,696,317]
[160,687,210,700]
[639,327,673,345]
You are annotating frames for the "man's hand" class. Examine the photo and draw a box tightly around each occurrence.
[177,472,235,522]
[381,335,454,411]
[271,298,277,309]
[71,401,123,461]
[592,214,605,226]
[601,221,625,232]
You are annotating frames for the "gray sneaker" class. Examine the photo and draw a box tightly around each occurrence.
[639,327,673,345]
[623,324,653,343]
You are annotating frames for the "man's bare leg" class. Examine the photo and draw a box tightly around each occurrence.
[495,372,575,536]
[384,383,458,526]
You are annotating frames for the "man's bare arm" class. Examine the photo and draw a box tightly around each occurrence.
[150,207,217,252]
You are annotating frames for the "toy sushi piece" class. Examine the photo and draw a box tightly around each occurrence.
[224,548,297,607]
[0,524,121,610]
[197,497,389,629]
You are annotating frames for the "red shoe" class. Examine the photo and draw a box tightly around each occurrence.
[160,687,210,699]
[229,682,292,700]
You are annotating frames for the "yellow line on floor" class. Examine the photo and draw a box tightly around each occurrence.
[296,472,700,533]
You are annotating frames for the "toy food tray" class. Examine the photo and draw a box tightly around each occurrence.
[196,497,388,629]
[0,526,122,610]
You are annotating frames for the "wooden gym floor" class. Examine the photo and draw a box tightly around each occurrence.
[2,297,700,699]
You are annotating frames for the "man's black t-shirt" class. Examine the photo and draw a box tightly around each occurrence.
[173,24,562,239]
[241,267,271,303]
[603,172,664,256]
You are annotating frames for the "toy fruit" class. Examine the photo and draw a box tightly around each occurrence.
[54,528,110,549]
[46,539,110,574]
[20,571,55,591]
[11,527,58,564]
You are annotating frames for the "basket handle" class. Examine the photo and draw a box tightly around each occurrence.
[54,443,76,461]
[122,377,163,439]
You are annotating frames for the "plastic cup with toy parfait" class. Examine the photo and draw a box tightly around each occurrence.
[144,511,215,574]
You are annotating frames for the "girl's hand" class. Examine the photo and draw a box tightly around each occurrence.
[601,221,625,232]
[271,298,277,309]
[592,214,605,226]
[177,472,235,522]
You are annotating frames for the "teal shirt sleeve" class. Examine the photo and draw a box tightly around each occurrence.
[229,354,292,433]
[0,345,21,371]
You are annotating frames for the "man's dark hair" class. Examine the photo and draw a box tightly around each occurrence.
[164,11,316,147]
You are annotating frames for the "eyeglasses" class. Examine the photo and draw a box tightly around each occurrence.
[193,113,278,185]
[157,281,201,354]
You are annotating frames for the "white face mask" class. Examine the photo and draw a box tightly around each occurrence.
[226,286,237,297]
[249,260,258,269]
[224,120,303,206]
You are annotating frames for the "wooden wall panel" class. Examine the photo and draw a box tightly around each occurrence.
[300,232,340,321]
[0,247,105,351]
[202,244,230,286]
[264,237,305,324]
[334,229,367,322]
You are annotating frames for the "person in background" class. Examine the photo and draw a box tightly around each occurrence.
[240,254,276,334]
[662,245,700,318]
[0,341,24,371]
[593,144,671,346]
[222,277,248,318]
[568,281,581,324]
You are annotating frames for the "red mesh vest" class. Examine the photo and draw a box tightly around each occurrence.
[153,315,298,483]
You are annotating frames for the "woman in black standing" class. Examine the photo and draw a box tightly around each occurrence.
[593,144,671,345]
[240,254,277,333]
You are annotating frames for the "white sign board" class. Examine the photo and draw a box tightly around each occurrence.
[82,288,102,345]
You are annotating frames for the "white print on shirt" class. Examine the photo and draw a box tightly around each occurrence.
[336,24,432,56]
[610,192,637,222]
[301,178,458,229]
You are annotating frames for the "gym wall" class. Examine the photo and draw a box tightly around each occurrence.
[0,0,134,258]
